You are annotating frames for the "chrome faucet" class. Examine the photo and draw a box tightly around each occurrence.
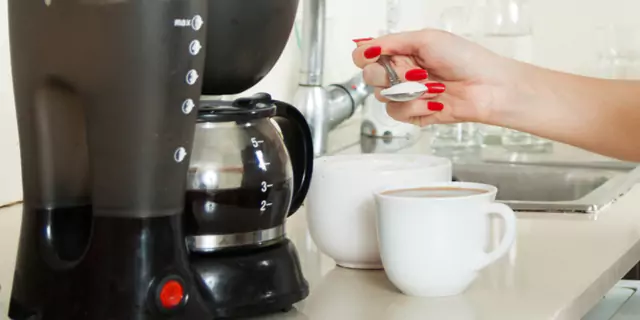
[294,0,373,156]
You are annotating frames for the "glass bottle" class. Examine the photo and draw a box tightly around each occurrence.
[430,6,483,159]
[479,0,552,153]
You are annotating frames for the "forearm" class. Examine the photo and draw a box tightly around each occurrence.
[496,61,640,161]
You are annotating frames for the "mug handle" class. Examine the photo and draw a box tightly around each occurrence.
[475,203,517,270]
[272,100,314,216]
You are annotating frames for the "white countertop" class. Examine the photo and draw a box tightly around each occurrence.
[1,120,640,319]
[288,189,640,320]
[2,187,640,320]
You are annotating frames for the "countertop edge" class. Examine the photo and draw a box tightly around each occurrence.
[560,228,640,319]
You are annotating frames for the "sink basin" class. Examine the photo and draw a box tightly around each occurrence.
[452,160,640,213]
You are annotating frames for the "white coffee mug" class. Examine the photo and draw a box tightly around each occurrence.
[374,182,516,297]
[306,154,451,269]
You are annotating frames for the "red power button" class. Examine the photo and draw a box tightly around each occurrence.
[159,280,184,309]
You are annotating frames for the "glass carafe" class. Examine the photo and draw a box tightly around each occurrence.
[185,93,314,252]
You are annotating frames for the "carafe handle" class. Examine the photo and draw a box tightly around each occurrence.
[272,100,314,216]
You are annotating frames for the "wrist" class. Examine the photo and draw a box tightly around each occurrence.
[483,58,550,128]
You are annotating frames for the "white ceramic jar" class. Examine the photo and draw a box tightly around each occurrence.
[305,154,451,269]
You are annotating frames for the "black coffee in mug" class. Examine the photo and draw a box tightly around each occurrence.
[382,187,488,198]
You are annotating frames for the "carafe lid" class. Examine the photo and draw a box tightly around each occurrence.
[198,92,277,122]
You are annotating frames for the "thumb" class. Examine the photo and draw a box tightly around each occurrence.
[352,30,425,68]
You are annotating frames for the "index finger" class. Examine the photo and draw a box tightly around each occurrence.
[351,30,427,69]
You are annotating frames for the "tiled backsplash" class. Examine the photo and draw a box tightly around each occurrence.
[1,0,639,204]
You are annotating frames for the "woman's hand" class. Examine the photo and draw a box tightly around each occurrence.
[352,29,521,127]
[355,29,640,162]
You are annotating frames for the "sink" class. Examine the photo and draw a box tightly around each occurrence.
[452,160,640,213]
[583,285,636,320]
[342,134,640,214]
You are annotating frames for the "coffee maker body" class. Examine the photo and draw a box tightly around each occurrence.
[7,0,310,319]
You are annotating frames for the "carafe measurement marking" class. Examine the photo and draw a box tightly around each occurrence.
[253,138,273,212]
[251,137,264,148]
[261,181,273,192]
[260,201,273,212]
[253,139,271,171]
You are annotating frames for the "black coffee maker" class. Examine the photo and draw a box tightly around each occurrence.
[7,1,313,319]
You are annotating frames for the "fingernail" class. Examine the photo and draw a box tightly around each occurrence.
[426,82,446,94]
[405,69,428,81]
[364,46,382,59]
[353,37,374,43]
[427,101,444,111]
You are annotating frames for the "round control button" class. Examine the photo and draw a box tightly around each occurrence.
[159,280,184,309]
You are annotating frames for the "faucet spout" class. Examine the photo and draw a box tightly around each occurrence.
[299,0,325,86]
[294,0,374,156]
[294,73,373,156]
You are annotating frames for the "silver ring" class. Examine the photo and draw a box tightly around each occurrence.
[186,225,285,252]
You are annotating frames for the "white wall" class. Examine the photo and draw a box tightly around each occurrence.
[0,1,21,205]
[1,0,640,204]
[245,0,640,102]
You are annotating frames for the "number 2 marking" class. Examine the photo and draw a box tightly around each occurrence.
[260,200,272,212]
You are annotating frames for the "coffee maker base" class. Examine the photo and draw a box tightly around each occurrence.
[189,238,310,319]
[8,211,308,320]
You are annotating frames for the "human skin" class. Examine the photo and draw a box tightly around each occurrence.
[351,30,640,162]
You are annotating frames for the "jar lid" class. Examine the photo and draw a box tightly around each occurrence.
[197,92,277,122]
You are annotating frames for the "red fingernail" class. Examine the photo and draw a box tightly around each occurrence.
[427,101,444,111]
[426,82,446,94]
[364,46,382,59]
[353,37,374,43]
[405,69,428,81]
